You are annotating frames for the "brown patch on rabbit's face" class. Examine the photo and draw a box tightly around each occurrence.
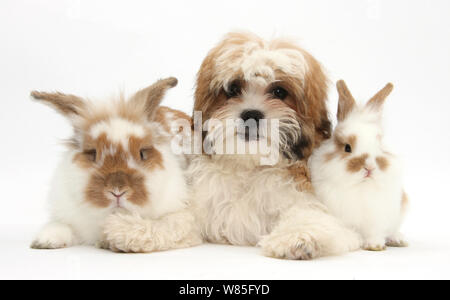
[347,154,369,173]
[73,118,165,209]
[85,145,149,208]
[83,134,148,208]
[333,133,366,174]
[335,134,357,151]
[324,132,373,176]
[324,133,357,162]
[129,136,164,171]
[376,156,389,171]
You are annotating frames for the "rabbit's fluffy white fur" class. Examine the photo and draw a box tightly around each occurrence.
[309,81,408,251]
[33,143,192,249]
[30,78,202,251]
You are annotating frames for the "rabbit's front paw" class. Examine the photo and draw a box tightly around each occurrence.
[363,237,387,251]
[260,232,320,260]
[386,233,408,247]
[31,223,75,249]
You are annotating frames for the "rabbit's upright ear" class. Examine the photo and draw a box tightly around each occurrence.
[131,77,178,121]
[31,91,86,123]
[366,83,394,111]
[336,80,356,122]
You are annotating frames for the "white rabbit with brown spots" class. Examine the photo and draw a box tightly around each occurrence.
[309,80,409,251]
[30,78,202,252]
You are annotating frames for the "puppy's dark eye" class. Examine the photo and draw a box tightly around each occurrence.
[345,144,352,153]
[84,149,97,162]
[271,86,289,100]
[226,82,241,99]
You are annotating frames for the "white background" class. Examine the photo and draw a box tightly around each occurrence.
[1,0,449,280]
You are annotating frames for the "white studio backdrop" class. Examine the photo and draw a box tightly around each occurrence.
[0,0,449,279]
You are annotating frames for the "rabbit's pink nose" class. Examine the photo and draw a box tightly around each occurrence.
[110,191,126,199]
[364,167,375,177]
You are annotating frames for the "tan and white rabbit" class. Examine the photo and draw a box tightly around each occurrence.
[309,80,409,251]
[30,77,202,252]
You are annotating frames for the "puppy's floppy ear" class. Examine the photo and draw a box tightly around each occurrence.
[31,91,86,123]
[366,83,393,111]
[336,80,356,122]
[194,50,218,121]
[131,77,178,121]
[286,122,314,161]
[301,52,332,143]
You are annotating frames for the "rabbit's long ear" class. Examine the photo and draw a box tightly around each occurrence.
[31,91,86,122]
[336,80,356,122]
[366,83,394,111]
[131,77,178,121]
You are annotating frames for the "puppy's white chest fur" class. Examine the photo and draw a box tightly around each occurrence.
[189,157,298,246]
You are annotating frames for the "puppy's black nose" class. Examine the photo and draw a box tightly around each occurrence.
[240,110,265,123]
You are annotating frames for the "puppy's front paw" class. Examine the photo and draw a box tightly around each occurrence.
[259,232,320,260]
[103,213,150,253]
[95,239,121,253]
[31,223,75,250]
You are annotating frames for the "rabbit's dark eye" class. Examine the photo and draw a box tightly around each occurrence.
[226,81,241,99]
[271,86,289,100]
[84,149,97,162]
[345,144,352,153]
[140,149,152,161]
[140,149,147,161]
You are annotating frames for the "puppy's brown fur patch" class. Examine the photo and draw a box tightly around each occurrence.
[288,162,313,193]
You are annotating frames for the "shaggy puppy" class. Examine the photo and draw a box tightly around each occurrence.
[188,32,361,259]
